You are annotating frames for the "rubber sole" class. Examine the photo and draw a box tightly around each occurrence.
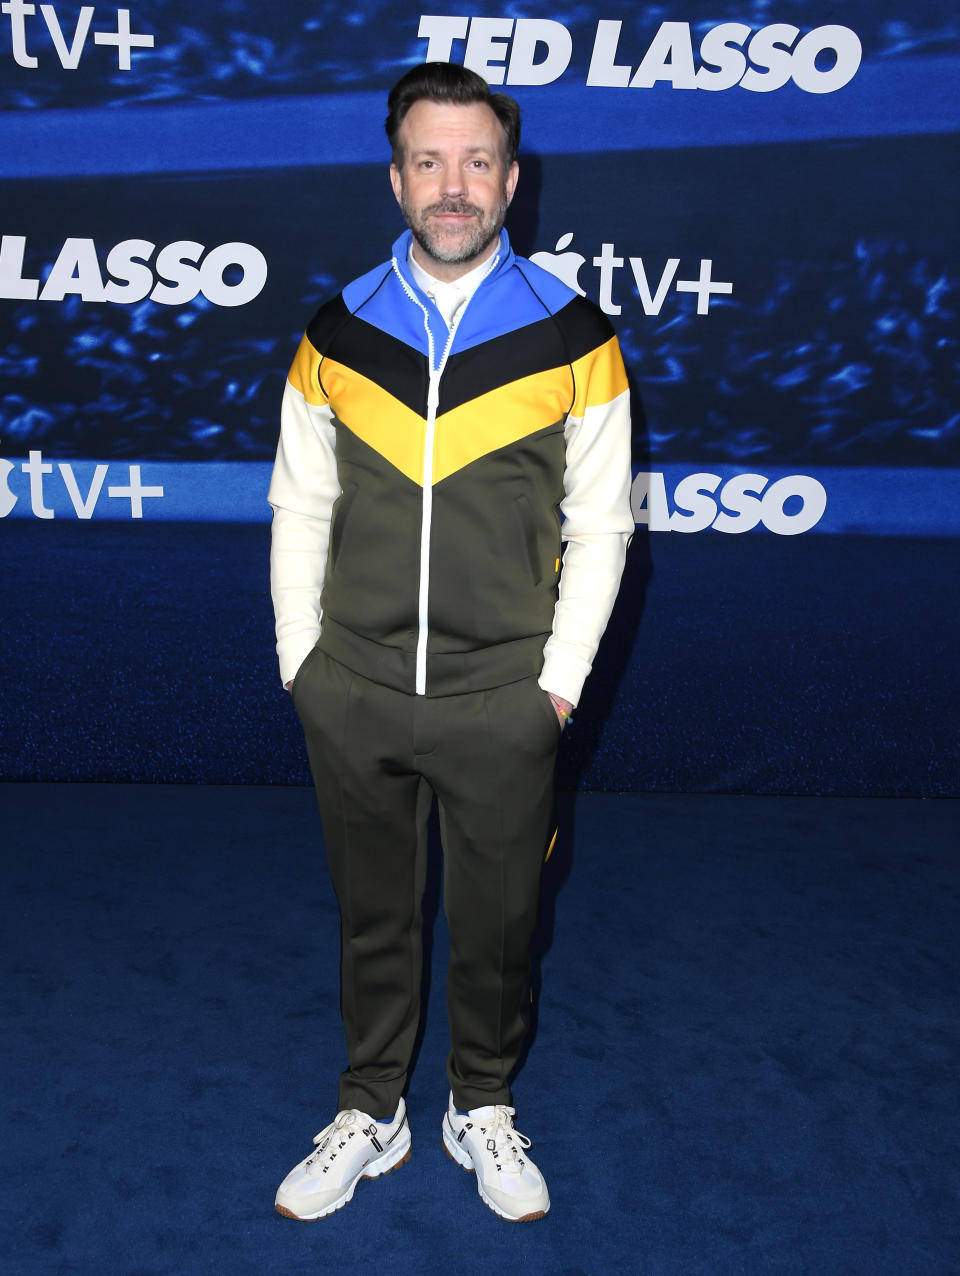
[275,1145,411,1221]
[441,1130,548,1223]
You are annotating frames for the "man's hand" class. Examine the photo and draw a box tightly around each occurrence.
[547,692,574,728]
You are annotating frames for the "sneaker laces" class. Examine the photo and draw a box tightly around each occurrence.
[474,1106,531,1175]
[304,1109,373,1173]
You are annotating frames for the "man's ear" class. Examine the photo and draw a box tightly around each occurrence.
[505,160,519,207]
[389,164,403,207]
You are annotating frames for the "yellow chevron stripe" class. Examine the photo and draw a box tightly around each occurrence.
[287,335,328,407]
[322,358,426,485]
[433,365,573,483]
[569,335,629,419]
[290,337,626,485]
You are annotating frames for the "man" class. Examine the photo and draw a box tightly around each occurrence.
[269,61,633,1223]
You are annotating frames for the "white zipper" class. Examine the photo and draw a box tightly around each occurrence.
[391,252,500,695]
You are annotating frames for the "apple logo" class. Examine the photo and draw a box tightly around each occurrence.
[0,458,17,517]
[530,233,587,297]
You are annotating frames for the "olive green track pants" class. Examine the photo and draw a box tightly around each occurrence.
[293,646,560,1117]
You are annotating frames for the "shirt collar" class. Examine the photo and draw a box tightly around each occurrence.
[407,243,497,310]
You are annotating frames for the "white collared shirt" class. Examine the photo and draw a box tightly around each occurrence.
[408,245,496,332]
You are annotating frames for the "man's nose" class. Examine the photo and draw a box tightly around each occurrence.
[439,166,464,196]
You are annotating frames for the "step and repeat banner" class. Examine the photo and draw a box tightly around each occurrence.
[1,2,958,793]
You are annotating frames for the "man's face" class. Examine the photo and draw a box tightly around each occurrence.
[390,99,519,282]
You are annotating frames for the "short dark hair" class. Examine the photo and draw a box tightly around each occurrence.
[385,62,521,168]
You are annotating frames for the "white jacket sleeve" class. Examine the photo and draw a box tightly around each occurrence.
[267,376,341,687]
[538,338,634,707]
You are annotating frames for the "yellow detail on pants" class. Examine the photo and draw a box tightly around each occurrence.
[544,827,558,863]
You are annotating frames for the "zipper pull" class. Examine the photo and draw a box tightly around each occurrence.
[427,375,440,415]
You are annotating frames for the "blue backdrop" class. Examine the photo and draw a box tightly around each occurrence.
[1,1,958,793]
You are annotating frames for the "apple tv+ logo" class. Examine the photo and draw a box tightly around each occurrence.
[0,451,164,519]
[530,234,733,317]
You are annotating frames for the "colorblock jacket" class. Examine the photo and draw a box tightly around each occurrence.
[269,229,633,705]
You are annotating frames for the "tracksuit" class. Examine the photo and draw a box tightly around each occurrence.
[269,229,633,1115]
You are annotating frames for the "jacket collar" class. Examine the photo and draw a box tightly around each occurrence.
[390,228,514,296]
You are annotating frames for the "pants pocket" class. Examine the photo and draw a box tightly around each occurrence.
[290,643,322,707]
[529,677,563,739]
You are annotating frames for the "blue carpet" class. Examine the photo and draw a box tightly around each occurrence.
[1,785,958,1274]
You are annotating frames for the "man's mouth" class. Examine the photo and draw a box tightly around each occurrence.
[428,204,479,220]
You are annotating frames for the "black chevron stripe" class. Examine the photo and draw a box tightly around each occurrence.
[304,291,614,421]
[308,300,428,417]
[439,295,615,415]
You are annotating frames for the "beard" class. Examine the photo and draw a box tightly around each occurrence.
[401,193,508,267]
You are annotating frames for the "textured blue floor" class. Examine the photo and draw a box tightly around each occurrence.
[2,784,958,1274]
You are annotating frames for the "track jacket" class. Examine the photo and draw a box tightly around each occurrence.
[269,229,633,705]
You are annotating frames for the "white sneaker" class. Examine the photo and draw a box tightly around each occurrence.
[442,1093,550,1222]
[275,1098,411,1220]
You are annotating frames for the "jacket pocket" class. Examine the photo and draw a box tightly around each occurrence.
[326,482,357,581]
[513,493,542,586]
